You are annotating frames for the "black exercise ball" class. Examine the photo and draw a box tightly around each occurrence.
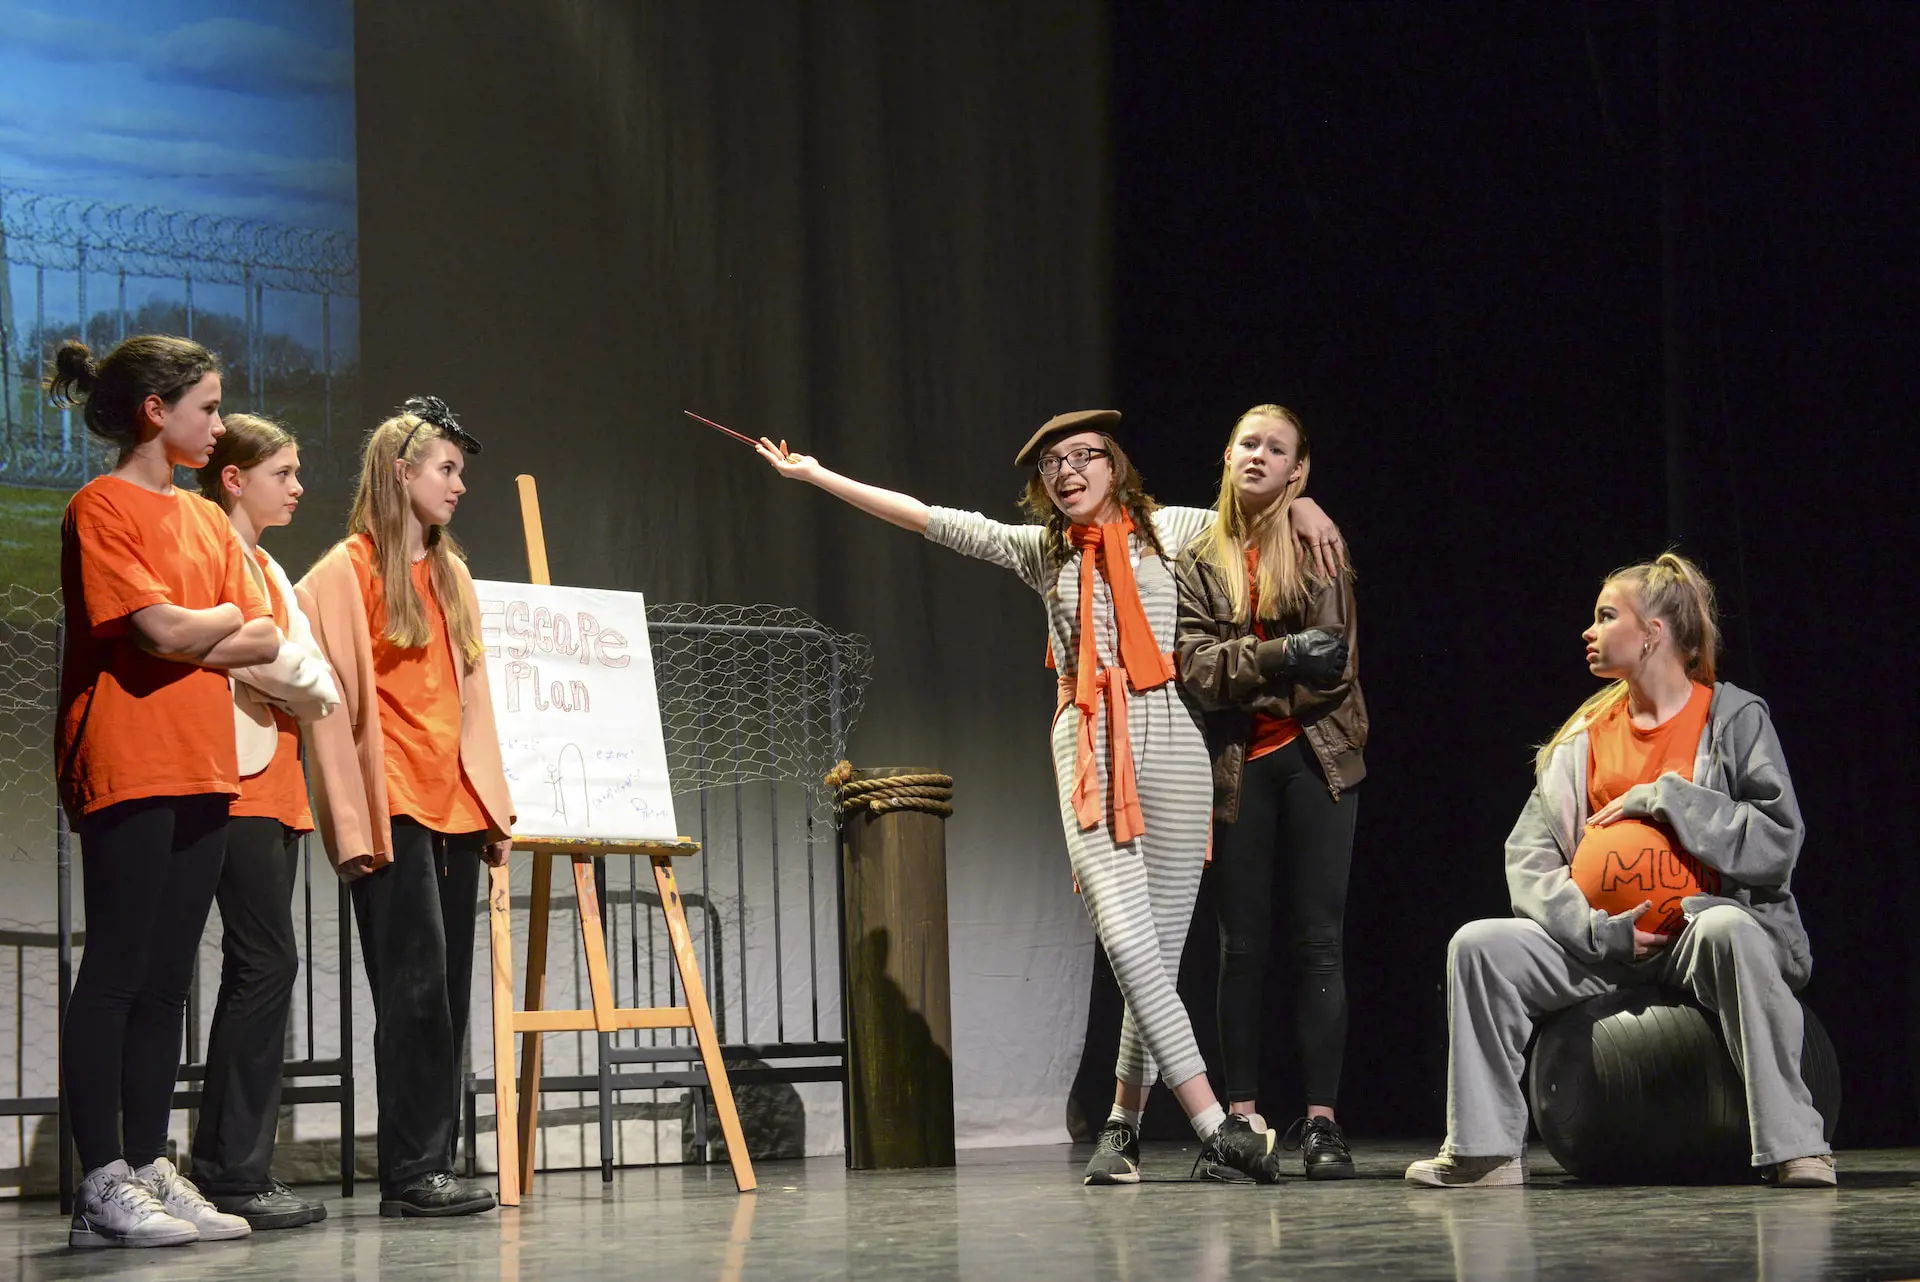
[1527,987,1840,1184]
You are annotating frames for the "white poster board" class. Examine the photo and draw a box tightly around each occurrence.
[474,580,680,840]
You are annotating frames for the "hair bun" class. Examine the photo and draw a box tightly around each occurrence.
[54,340,97,393]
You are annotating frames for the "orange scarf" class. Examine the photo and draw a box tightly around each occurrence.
[1058,516,1174,845]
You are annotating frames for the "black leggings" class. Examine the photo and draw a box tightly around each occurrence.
[1213,738,1358,1108]
[350,817,484,1191]
[191,816,301,1192]
[65,794,228,1173]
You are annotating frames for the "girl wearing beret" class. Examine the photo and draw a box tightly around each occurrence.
[755,410,1340,1185]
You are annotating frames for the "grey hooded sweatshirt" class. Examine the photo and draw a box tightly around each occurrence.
[1505,681,1812,988]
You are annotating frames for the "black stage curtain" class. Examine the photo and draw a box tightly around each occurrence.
[355,0,1112,1141]
[1112,0,1920,1146]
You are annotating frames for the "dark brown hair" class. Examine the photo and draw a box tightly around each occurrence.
[42,335,222,455]
[1019,433,1164,567]
[195,413,298,511]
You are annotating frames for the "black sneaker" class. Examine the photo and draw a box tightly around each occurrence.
[207,1181,328,1229]
[1082,1121,1141,1185]
[1283,1116,1357,1181]
[1192,1114,1283,1184]
[378,1171,496,1218]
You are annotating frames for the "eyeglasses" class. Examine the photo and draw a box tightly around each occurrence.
[1037,447,1110,479]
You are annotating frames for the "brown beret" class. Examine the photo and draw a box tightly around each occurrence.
[1014,409,1123,467]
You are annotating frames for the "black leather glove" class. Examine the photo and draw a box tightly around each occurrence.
[1254,627,1348,687]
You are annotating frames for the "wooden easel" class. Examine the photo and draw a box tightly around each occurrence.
[487,474,757,1205]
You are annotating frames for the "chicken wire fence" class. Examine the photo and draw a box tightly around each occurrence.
[0,584,873,1190]
[465,604,874,1174]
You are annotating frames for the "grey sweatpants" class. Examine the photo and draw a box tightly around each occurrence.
[1445,907,1828,1166]
[1052,682,1212,1092]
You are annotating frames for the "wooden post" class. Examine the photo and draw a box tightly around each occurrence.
[839,767,956,1169]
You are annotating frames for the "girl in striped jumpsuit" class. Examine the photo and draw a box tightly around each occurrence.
[754,410,1341,1184]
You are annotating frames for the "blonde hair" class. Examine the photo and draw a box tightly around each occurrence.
[1200,404,1326,623]
[347,412,485,663]
[1536,551,1721,773]
[195,413,297,511]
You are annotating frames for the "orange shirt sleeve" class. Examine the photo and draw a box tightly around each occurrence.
[72,508,172,634]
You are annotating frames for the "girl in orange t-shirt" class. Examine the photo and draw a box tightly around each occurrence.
[298,398,513,1218]
[1173,405,1364,1179]
[50,337,280,1249]
[187,415,340,1229]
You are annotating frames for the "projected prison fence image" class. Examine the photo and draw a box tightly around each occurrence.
[0,187,360,495]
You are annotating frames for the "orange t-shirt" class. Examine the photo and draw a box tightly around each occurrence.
[347,535,489,835]
[57,476,271,817]
[1587,680,1713,811]
[231,547,315,832]
[1244,547,1301,762]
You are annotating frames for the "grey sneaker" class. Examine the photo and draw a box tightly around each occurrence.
[69,1160,198,1249]
[1766,1154,1838,1188]
[133,1158,252,1241]
[1082,1121,1141,1185]
[1405,1151,1527,1188]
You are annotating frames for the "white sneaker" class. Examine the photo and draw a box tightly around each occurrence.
[133,1158,252,1241]
[69,1160,199,1249]
[1405,1151,1528,1188]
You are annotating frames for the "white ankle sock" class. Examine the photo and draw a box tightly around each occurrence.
[1191,1103,1226,1141]
[1107,1104,1143,1133]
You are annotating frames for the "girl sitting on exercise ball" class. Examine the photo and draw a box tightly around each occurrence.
[1407,553,1832,1189]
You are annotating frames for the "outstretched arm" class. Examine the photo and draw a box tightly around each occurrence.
[756,437,929,533]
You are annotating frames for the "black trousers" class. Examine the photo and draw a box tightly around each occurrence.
[1213,738,1359,1108]
[190,816,301,1192]
[349,817,483,1191]
[65,794,229,1173]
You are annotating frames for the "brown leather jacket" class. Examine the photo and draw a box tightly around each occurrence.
[1173,542,1368,821]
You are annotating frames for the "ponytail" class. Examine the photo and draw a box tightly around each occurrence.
[1535,551,1721,774]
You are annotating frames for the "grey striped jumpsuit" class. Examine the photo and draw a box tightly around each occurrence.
[927,505,1216,1091]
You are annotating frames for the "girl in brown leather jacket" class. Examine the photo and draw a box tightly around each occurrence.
[1173,404,1367,1180]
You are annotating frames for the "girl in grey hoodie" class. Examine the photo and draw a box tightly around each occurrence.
[1406,553,1832,1189]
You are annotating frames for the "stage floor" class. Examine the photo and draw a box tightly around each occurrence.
[6,1141,1919,1280]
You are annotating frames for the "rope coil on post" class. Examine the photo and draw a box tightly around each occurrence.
[826,761,954,818]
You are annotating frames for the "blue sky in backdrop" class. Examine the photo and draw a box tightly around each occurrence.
[0,0,355,354]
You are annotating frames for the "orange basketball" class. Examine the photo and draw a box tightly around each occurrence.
[1569,819,1721,936]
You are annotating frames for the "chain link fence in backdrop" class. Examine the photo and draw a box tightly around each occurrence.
[0,583,877,1184]
[0,584,63,1189]
[0,186,360,492]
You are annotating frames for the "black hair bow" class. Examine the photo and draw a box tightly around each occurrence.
[399,394,483,455]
